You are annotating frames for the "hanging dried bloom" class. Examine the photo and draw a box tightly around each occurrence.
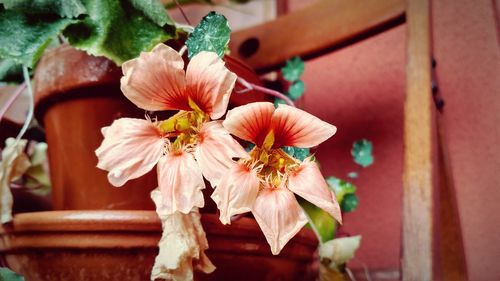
[212,102,342,254]
[150,189,215,281]
[0,138,30,223]
[95,43,245,215]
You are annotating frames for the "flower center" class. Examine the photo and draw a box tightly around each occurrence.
[245,146,299,189]
[157,110,209,151]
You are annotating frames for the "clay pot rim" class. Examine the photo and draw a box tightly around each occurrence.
[0,211,317,244]
[0,211,318,260]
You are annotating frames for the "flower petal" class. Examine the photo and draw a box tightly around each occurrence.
[194,121,247,187]
[121,44,190,111]
[223,102,275,146]
[185,51,237,119]
[252,187,308,255]
[211,162,260,225]
[95,118,164,187]
[272,104,337,148]
[157,151,205,214]
[151,189,215,281]
[288,159,342,223]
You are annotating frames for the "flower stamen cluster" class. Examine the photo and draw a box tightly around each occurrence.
[212,101,343,254]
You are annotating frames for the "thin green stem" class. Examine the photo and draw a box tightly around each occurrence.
[16,66,34,141]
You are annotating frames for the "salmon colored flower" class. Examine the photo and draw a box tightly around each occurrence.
[96,44,246,215]
[212,102,342,254]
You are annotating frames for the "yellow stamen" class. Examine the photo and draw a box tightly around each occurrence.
[262,130,275,150]
[278,157,285,166]
[188,98,203,114]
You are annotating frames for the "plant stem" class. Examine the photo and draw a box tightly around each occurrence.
[173,0,193,25]
[178,45,188,56]
[16,66,34,141]
[236,77,295,107]
[0,82,27,123]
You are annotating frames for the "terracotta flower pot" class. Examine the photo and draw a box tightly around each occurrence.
[33,45,265,211]
[0,211,318,281]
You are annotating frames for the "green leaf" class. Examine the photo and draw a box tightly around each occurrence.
[274,98,286,108]
[0,0,87,18]
[326,176,356,204]
[293,147,310,161]
[351,139,374,167]
[341,193,359,212]
[186,11,231,59]
[282,146,295,157]
[347,171,358,179]
[64,0,175,66]
[299,197,338,243]
[0,9,75,67]
[126,0,174,27]
[282,146,310,161]
[288,80,305,100]
[281,56,304,82]
[0,268,25,281]
[0,59,22,82]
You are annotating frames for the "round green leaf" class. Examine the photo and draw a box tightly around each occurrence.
[281,56,304,82]
[282,146,310,161]
[288,80,305,100]
[282,146,295,157]
[326,176,356,203]
[351,139,374,168]
[186,12,231,59]
[341,193,359,213]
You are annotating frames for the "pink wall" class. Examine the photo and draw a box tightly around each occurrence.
[289,0,500,280]
[300,25,406,273]
[432,0,500,279]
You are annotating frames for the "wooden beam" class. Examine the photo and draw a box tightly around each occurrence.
[436,116,468,280]
[230,0,405,71]
[402,0,433,280]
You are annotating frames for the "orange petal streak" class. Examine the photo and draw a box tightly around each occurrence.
[272,104,337,148]
[121,44,190,111]
[185,52,237,119]
[223,102,275,146]
[95,118,164,187]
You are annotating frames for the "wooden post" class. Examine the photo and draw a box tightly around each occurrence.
[436,116,468,280]
[403,0,433,280]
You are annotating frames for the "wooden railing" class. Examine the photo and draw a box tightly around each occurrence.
[230,0,405,72]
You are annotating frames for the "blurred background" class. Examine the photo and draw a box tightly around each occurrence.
[1,0,499,280]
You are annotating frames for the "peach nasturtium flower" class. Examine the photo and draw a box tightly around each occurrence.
[212,102,342,254]
[95,44,245,215]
